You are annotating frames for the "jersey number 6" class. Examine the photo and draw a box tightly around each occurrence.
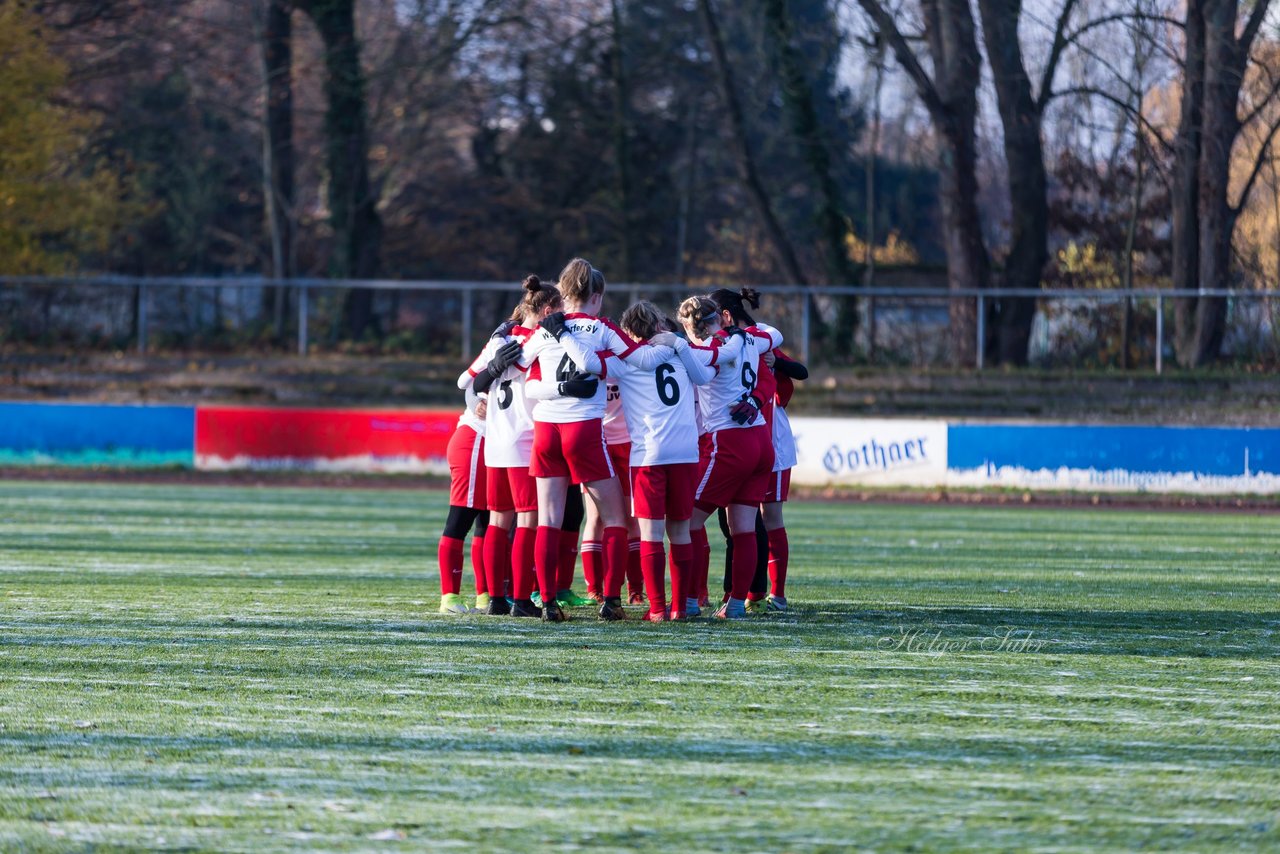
[655,363,680,406]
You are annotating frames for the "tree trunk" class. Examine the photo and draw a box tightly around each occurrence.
[977,0,1045,366]
[261,0,294,344]
[696,0,808,285]
[1171,0,1206,364]
[609,0,633,281]
[762,0,859,297]
[1187,0,1241,365]
[937,119,988,365]
[297,0,382,341]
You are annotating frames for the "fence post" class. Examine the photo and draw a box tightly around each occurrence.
[975,293,985,370]
[1155,293,1163,375]
[137,284,148,354]
[800,293,811,364]
[867,295,877,363]
[297,285,309,356]
[461,286,474,361]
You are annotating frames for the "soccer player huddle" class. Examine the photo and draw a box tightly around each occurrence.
[436,257,807,623]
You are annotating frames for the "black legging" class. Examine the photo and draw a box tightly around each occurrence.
[443,505,489,540]
[718,507,769,597]
[562,486,585,533]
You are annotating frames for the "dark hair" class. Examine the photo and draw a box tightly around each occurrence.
[509,274,563,322]
[710,286,760,327]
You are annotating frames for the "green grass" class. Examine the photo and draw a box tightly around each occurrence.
[0,479,1277,852]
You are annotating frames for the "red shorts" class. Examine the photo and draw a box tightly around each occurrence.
[446,424,487,509]
[487,465,538,513]
[765,468,792,503]
[530,418,614,485]
[631,463,698,521]
[695,425,775,512]
[608,442,631,497]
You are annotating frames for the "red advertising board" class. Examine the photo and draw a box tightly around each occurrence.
[195,406,456,471]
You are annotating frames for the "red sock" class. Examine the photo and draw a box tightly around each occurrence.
[639,540,667,613]
[691,526,711,601]
[511,526,537,599]
[730,532,756,600]
[438,536,464,595]
[581,540,603,596]
[603,526,628,599]
[669,542,692,611]
[626,538,643,596]
[557,529,580,592]
[534,525,561,603]
[482,526,510,600]
[767,528,789,597]
[471,534,487,596]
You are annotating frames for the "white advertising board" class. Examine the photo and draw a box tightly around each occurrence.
[788,417,948,487]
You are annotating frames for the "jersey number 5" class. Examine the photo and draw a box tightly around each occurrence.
[655,363,680,406]
[497,379,514,410]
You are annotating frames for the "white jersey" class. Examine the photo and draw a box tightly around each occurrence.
[603,381,630,445]
[458,383,486,436]
[609,339,715,467]
[460,327,536,467]
[685,322,783,434]
[522,313,673,423]
[771,403,797,471]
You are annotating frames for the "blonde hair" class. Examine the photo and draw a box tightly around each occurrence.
[509,275,562,323]
[557,257,606,306]
[678,295,719,340]
[620,300,667,341]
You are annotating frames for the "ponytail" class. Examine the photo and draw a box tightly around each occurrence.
[509,274,563,322]
[709,286,759,327]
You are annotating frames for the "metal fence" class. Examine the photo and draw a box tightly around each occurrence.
[2,274,1278,373]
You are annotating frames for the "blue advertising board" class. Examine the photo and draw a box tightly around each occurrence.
[0,402,195,466]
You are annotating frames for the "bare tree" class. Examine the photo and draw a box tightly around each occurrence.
[1174,0,1275,367]
[696,0,809,285]
[293,0,383,340]
[855,0,989,364]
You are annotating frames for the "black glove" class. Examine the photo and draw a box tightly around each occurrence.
[774,356,809,380]
[729,394,762,425]
[541,311,568,340]
[724,325,747,341]
[490,319,517,339]
[486,340,522,378]
[558,370,599,399]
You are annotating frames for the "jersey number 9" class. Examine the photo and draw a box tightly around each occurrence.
[741,360,757,392]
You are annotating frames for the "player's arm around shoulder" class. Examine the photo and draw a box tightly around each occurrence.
[751,321,784,350]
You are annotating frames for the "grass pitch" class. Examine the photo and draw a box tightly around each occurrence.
[0,480,1277,852]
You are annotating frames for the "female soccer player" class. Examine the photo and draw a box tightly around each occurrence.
[521,258,674,622]
[460,276,562,617]
[676,289,783,619]
[436,386,490,614]
[610,301,715,619]
[579,384,645,605]
[760,346,807,611]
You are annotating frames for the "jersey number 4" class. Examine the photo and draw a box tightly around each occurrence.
[655,363,680,406]
[555,353,576,382]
